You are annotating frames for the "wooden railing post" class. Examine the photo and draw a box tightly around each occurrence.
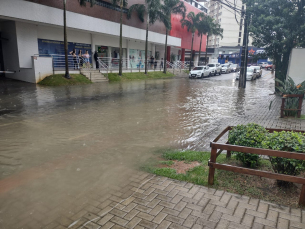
[226,150,231,158]
[208,147,217,185]
[299,185,305,207]
[280,97,285,118]
[297,94,303,118]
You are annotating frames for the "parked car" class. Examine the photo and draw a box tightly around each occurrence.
[189,66,211,78]
[221,64,232,73]
[266,64,275,70]
[236,68,257,81]
[250,66,262,78]
[230,64,240,72]
[259,62,268,68]
[207,63,222,76]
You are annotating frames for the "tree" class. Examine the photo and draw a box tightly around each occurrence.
[127,0,161,74]
[181,12,204,71]
[112,0,128,76]
[203,17,223,65]
[63,0,70,79]
[243,0,305,88]
[159,0,186,74]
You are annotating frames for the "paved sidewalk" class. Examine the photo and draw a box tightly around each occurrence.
[64,173,305,229]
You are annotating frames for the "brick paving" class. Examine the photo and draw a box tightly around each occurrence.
[60,173,305,229]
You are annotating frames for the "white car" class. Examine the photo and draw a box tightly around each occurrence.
[260,62,269,68]
[251,66,262,78]
[207,63,222,76]
[221,64,232,73]
[189,66,211,78]
[236,68,257,81]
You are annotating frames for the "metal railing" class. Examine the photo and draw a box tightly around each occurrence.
[35,54,93,71]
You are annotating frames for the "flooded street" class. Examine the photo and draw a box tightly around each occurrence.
[0,71,275,228]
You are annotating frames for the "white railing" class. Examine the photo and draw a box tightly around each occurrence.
[35,54,93,70]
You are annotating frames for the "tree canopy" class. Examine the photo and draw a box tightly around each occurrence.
[244,0,305,81]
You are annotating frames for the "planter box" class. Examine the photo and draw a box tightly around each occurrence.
[280,94,304,118]
[208,126,305,206]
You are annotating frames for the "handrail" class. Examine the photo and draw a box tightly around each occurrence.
[208,126,305,206]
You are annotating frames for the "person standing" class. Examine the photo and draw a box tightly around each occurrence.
[94,51,99,69]
[78,50,83,69]
[83,50,90,68]
[69,49,78,69]
[160,58,164,69]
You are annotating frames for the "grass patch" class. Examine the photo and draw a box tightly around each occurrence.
[108,71,174,82]
[300,115,305,120]
[146,150,303,208]
[38,74,92,86]
[183,70,190,74]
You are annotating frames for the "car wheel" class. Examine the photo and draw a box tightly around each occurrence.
[201,73,204,78]
[219,71,222,75]
[214,72,217,76]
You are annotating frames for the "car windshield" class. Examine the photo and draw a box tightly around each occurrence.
[207,64,215,67]
[221,64,229,67]
[193,67,203,70]
[231,64,237,67]
[247,68,254,72]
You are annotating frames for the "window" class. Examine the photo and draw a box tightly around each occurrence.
[238,38,241,44]
[239,32,242,37]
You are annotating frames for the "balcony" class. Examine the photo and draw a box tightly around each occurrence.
[184,0,208,13]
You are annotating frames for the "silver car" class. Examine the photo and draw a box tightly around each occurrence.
[189,66,211,78]
[251,66,262,78]
[221,64,232,73]
[236,68,257,80]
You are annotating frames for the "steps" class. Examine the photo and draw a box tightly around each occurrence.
[80,69,108,83]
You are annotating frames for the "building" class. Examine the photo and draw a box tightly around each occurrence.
[206,0,247,48]
[0,0,208,83]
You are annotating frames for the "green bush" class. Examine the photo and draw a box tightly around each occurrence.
[228,123,268,168]
[262,131,305,186]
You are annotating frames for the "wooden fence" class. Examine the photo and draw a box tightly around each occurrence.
[208,126,305,206]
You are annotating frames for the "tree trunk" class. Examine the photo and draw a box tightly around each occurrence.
[239,10,248,88]
[198,34,202,65]
[189,32,194,72]
[205,34,208,65]
[63,0,70,79]
[163,29,168,74]
[145,12,149,74]
[119,0,123,76]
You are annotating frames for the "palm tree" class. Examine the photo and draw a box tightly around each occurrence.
[196,18,208,65]
[160,0,186,74]
[181,12,205,71]
[63,0,70,79]
[127,0,161,74]
[112,0,128,76]
[204,18,223,65]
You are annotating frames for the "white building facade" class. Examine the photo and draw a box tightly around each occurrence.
[0,0,182,83]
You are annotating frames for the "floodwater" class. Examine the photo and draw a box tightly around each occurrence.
[0,71,274,228]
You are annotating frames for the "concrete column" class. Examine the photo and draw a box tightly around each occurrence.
[127,40,130,69]
[151,43,155,58]
[167,46,171,62]
[181,48,185,61]
[91,33,96,69]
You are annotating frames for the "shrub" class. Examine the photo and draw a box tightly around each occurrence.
[262,131,305,186]
[228,123,268,168]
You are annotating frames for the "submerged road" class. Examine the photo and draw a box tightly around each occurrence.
[0,71,275,228]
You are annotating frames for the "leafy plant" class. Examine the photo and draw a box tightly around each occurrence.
[262,131,305,186]
[269,76,305,117]
[228,123,268,168]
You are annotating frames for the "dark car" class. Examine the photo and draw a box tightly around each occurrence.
[230,64,240,72]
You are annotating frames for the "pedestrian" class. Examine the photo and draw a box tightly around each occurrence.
[83,50,90,68]
[154,60,157,69]
[114,50,118,58]
[94,51,99,69]
[160,58,164,69]
[150,56,154,68]
[69,49,78,69]
[78,50,83,68]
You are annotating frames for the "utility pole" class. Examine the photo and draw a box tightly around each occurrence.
[239,7,249,88]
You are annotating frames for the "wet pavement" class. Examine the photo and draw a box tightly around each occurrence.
[0,71,304,228]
